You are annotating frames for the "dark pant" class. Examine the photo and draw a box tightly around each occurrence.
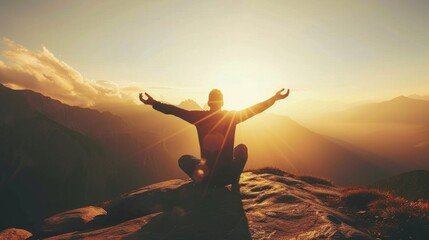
[178,144,248,186]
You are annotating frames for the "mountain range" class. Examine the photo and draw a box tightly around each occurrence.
[334,96,429,124]
[1,83,427,232]
[315,96,429,173]
[0,84,197,230]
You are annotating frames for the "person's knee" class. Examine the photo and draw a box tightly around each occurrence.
[235,144,247,151]
[178,155,194,169]
[234,144,248,160]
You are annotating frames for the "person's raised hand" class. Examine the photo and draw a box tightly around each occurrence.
[273,88,290,101]
[139,92,156,105]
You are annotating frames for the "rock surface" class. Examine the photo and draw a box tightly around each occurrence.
[31,169,373,240]
[41,206,107,236]
[0,228,32,240]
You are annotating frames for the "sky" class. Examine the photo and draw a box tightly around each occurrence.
[1,0,429,117]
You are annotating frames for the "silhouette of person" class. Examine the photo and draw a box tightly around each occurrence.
[139,88,289,189]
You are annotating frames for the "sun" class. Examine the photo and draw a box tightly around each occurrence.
[212,81,276,110]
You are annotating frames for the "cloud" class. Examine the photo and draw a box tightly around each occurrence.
[0,38,143,108]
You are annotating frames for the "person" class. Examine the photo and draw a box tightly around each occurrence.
[139,88,290,190]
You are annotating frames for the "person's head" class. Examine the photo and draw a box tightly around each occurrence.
[208,89,223,111]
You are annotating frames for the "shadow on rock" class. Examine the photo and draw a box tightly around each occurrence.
[40,181,251,240]
[126,186,251,240]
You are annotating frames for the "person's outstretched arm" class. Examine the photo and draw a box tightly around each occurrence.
[236,88,290,123]
[139,92,194,123]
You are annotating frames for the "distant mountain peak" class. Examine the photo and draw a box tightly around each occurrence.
[333,93,429,124]
[391,95,407,100]
[177,99,202,110]
[408,94,429,101]
[388,95,416,103]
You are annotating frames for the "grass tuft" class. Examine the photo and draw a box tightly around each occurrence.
[341,187,429,239]
[298,175,334,187]
[249,167,286,176]
[370,197,429,238]
[341,188,387,210]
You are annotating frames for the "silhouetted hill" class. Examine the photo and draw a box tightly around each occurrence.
[177,99,202,110]
[368,170,429,201]
[315,96,429,173]
[238,114,389,185]
[408,94,429,101]
[0,112,117,230]
[0,84,183,183]
[6,168,428,239]
[335,96,429,124]
[0,84,179,231]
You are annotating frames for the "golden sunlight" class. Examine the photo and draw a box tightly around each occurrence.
[212,81,277,110]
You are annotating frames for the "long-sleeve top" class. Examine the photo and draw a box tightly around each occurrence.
[153,97,276,172]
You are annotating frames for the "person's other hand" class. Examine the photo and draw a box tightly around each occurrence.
[139,92,156,105]
[273,88,290,101]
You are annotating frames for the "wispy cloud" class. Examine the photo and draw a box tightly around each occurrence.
[0,39,143,107]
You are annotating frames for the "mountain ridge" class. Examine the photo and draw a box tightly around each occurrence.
[0,84,172,230]
[368,169,429,201]
[333,95,429,124]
